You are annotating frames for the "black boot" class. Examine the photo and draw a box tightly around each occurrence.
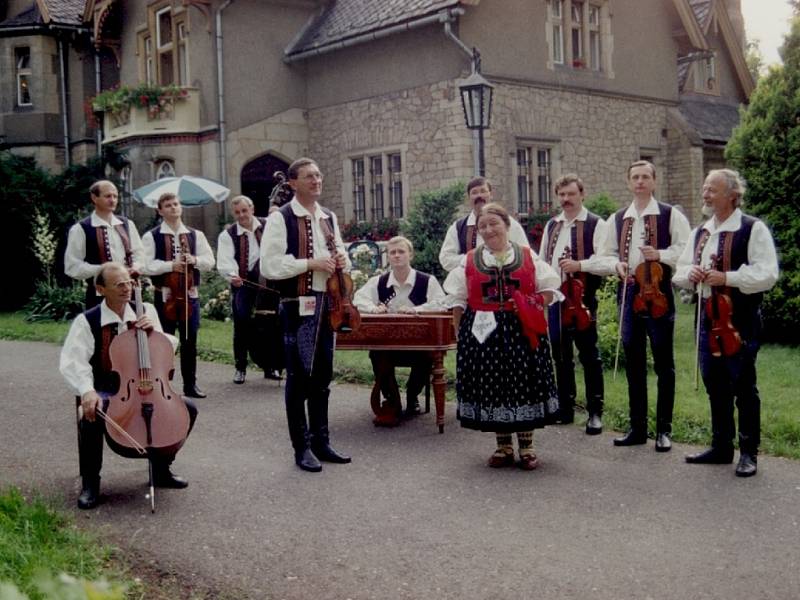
[295,448,322,472]
[153,462,189,488]
[735,452,758,477]
[77,477,100,510]
[685,446,734,464]
[613,429,647,446]
[309,390,351,464]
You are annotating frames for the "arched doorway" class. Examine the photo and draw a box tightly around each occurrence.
[241,153,290,217]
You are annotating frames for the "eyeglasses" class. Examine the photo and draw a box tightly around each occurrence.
[113,280,135,290]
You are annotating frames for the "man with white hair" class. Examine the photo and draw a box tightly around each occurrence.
[673,169,778,477]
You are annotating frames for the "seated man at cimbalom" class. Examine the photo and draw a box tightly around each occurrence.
[353,236,445,426]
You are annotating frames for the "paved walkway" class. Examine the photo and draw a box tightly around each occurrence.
[2,339,799,600]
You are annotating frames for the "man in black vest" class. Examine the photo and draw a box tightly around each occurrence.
[539,174,609,434]
[260,158,352,473]
[353,235,446,426]
[141,193,215,398]
[59,263,197,509]
[599,160,690,451]
[673,169,778,477]
[439,176,530,272]
[65,180,144,308]
[217,195,282,384]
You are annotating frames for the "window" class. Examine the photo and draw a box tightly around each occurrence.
[516,144,556,214]
[155,159,175,179]
[349,151,405,222]
[177,22,189,86]
[692,53,719,94]
[15,48,32,106]
[138,5,188,87]
[547,1,610,74]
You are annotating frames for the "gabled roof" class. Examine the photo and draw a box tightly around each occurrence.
[285,0,464,58]
[0,0,86,29]
[688,0,713,30]
[678,98,742,143]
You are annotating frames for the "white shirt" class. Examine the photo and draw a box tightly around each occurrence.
[59,300,177,397]
[217,219,264,283]
[672,208,779,298]
[538,206,609,276]
[353,268,446,314]
[597,197,691,274]
[260,197,351,292]
[443,244,562,309]
[64,211,144,281]
[439,212,530,272]
[140,221,216,277]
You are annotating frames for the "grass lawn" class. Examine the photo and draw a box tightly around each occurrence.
[2,307,798,458]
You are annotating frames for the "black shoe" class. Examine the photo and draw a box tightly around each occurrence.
[404,398,421,419]
[312,444,352,464]
[655,432,672,452]
[555,410,575,425]
[183,385,207,399]
[233,370,246,384]
[685,447,734,464]
[613,430,647,446]
[77,481,100,510]
[735,453,758,477]
[153,469,189,489]
[585,414,603,435]
[264,370,283,380]
[295,448,322,472]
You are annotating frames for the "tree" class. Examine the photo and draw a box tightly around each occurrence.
[724,16,800,343]
[401,181,465,282]
[745,38,764,82]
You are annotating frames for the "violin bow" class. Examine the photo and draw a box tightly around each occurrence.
[694,278,703,391]
[613,222,634,381]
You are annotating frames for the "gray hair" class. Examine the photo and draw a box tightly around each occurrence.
[231,195,254,208]
[707,169,746,207]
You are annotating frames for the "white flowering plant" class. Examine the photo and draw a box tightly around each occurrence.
[203,287,232,321]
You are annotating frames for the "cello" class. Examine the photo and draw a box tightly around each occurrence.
[101,279,190,511]
[559,246,592,332]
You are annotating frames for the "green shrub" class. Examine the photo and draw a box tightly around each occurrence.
[401,181,465,281]
[24,281,85,322]
[584,192,619,219]
[200,270,232,321]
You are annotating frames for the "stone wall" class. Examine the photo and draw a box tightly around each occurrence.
[666,109,706,225]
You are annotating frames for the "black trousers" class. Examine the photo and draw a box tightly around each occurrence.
[620,304,676,435]
[78,395,198,482]
[548,304,604,417]
[699,316,761,454]
[279,297,335,454]
[155,295,200,391]
[231,282,284,373]
[368,350,432,408]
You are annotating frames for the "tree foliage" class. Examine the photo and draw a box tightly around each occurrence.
[725,17,800,343]
[0,152,106,310]
[401,181,465,282]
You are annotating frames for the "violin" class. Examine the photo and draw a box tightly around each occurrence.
[559,246,592,331]
[321,223,361,333]
[632,220,669,318]
[163,237,194,326]
[704,254,742,357]
[104,280,190,457]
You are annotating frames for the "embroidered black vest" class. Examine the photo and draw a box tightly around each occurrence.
[277,203,335,298]
[226,217,266,280]
[148,227,201,289]
[79,216,133,267]
[456,215,478,254]
[615,202,674,303]
[377,271,431,306]
[693,215,762,339]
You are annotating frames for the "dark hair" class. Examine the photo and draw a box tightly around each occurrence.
[554,173,584,194]
[478,202,511,229]
[627,160,656,179]
[467,176,492,194]
[157,192,177,209]
[288,158,319,180]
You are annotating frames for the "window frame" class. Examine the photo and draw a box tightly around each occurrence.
[344,147,407,223]
[137,3,189,87]
[15,47,33,107]
[547,1,612,76]
[513,141,560,217]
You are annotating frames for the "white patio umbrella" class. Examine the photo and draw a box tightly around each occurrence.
[133,175,230,208]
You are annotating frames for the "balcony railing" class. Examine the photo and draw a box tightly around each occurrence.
[101,87,200,144]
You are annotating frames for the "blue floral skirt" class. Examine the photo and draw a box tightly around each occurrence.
[456,308,559,433]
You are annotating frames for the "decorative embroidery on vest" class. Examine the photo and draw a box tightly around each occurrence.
[237,232,249,278]
[693,229,711,267]
[114,224,133,267]
[545,221,563,263]
[619,217,634,264]
[575,221,585,260]
[644,215,658,248]
[301,217,314,295]
[467,224,477,252]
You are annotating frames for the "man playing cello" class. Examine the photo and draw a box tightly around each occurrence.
[60,263,197,509]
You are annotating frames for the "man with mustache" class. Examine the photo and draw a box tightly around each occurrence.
[538,174,609,433]
[439,176,530,273]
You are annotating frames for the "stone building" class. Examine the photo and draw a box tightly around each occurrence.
[1,0,754,233]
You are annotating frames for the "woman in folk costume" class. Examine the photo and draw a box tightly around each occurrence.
[445,203,561,470]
